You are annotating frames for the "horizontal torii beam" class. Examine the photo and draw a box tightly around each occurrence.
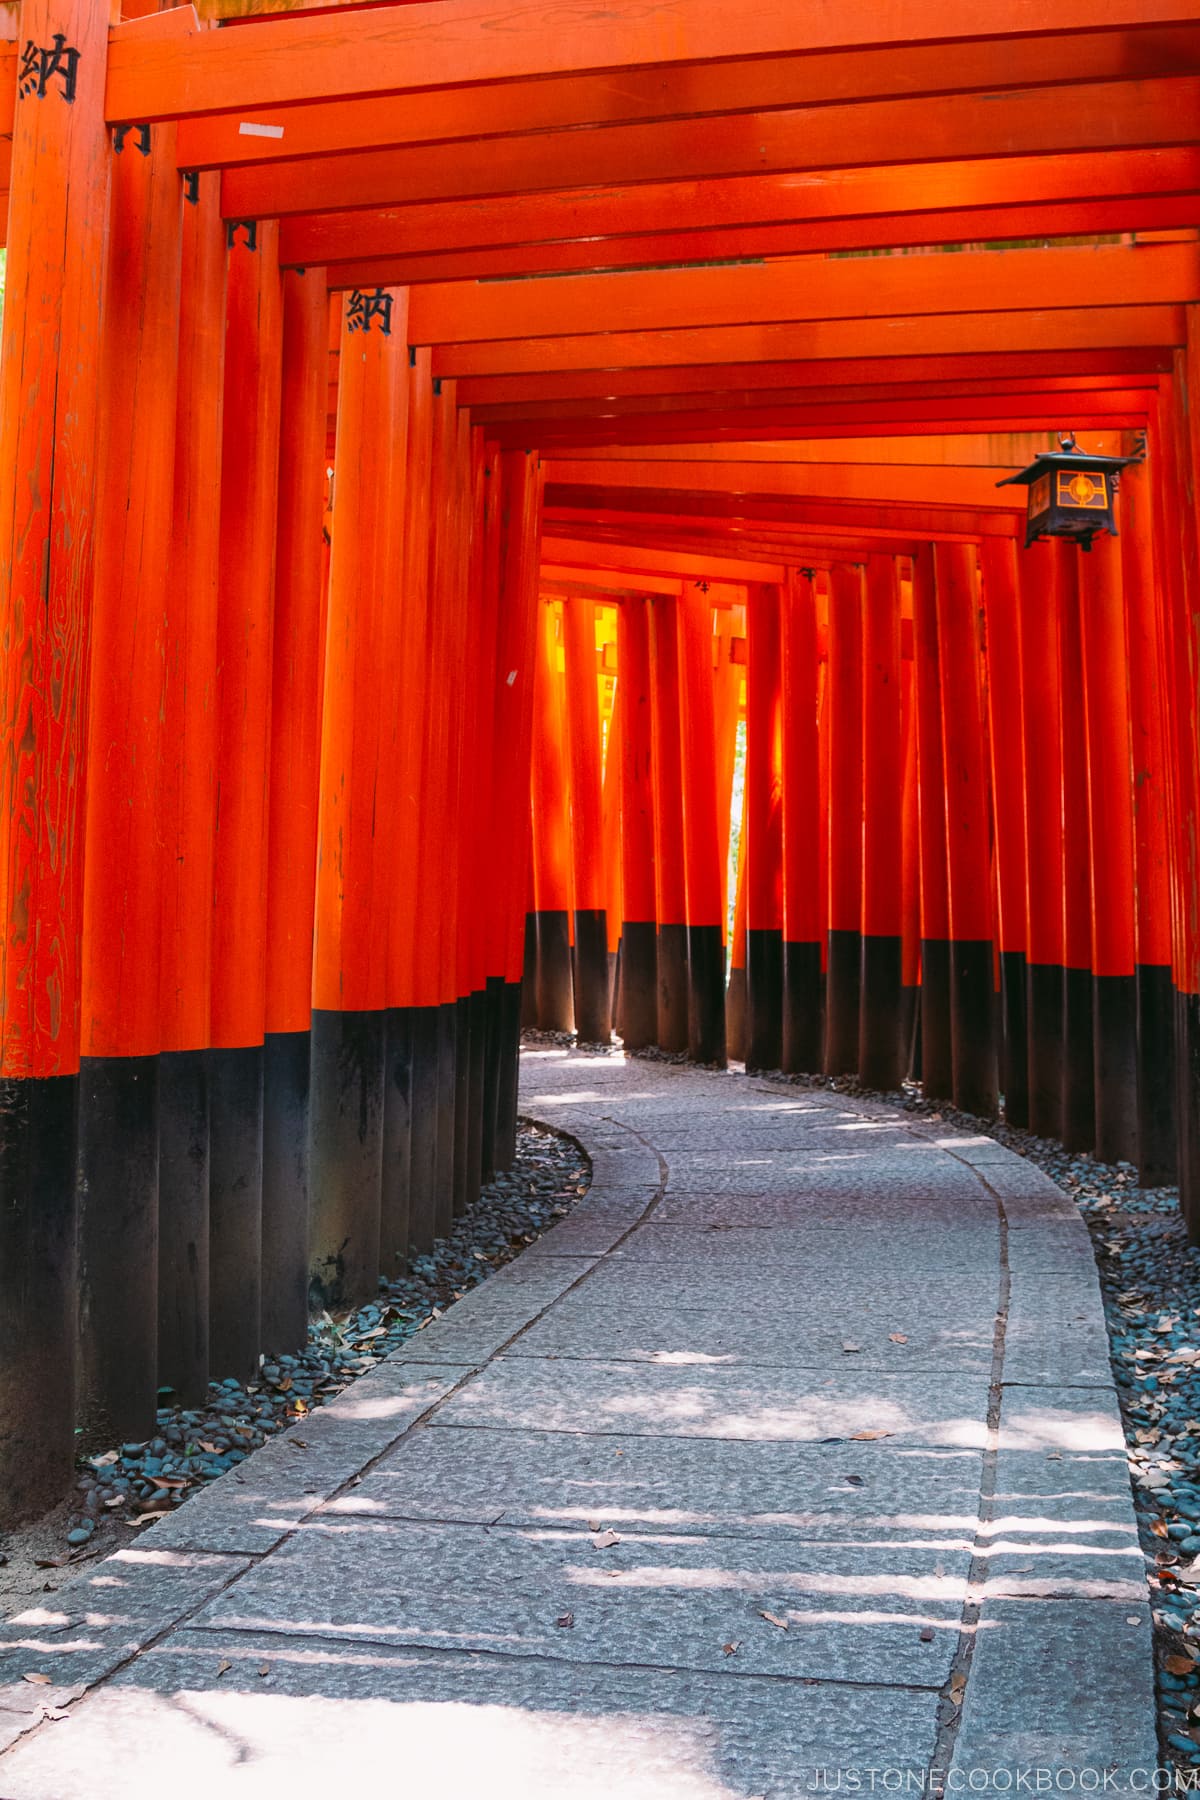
[171,24,1200,167]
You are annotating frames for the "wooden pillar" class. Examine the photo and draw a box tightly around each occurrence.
[678,587,726,1065]
[77,116,182,1444]
[310,286,407,1310]
[209,220,283,1381]
[744,583,784,1073]
[563,599,611,1043]
[980,538,1030,1128]
[389,346,436,1250]
[649,592,688,1053]
[1058,542,1096,1152]
[530,599,574,1032]
[726,780,749,1063]
[616,595,658,1050]
[488,450,544,1167]
[601,645,625,1029]
[825,562,864,1076]
[912,547,953,1101]
[157,169,224,1407]
[1159,357,1200,1233]
[261,268,328,1347]
[781,567,823,1073]
[859,554,903,1090]
[899,607,921,1081]
[0,0,111,1522]
[1078,533,1139,1164]
[1121,458,1177,1183]
[1016,543,1066,1139]
[934,542,997,1117]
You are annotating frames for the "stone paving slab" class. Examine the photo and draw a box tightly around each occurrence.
[435,1357,992,1445]
[330,1423,985,1544]
[0,1629,944,1799]
[192,1515,971,1684]
[949,1597,1158,1782]
[0,1047,1154,1794]
[504,1283,998,1372]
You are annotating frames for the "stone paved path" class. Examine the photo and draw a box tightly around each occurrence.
[0,1050,1158,1794]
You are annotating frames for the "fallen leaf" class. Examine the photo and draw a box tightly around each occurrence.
[198,1441,221,1454]
[919,1627,935,1643]
[844,1474,866,1488]
[1151,1518,1170,1538]
[148,1476,188,1489]
[591,1530,620,1550]
[586,1519,602,1532]
[289,1438,309,1451]
[889,1334,908,1345]
[759,1610,789,1631]
[217,1660,232,1677]
[136,1511,171,1524]
[851,1430,894,1442]
[22,1673,51,1686]
[948,1673,967,1705]
[1167,1654,1197,1675]
[104,1495,125,1509]
[258,1664,270,1678]
[89,1450,119,1468]
[722,1642,740,1656]
[841,1340,862,1354]
[555,1612,575,1629]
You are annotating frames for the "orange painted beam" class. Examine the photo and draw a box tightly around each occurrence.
[286,146,1200,274]
[546,507,969,554]
[457,349,1173,409]
[547,488,1020,542]
[544,537,786,585]
[411,244,1200,349]
[176,29,1200,167]
[329,199,1200,290]
[433,306,1186,381]
[544,458,1021,513]
[225,78,1200,222]
[107,0,1200,124]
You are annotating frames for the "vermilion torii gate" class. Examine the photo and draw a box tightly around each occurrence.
[1,0,1199,1525]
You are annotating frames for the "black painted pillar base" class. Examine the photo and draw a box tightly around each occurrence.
[687,923,726,1067]
[452,995,471,1218]
[465,988,487,1212]
[407,1004,441,1250]
[481,977,504,1180]
[901,983,920,1084]
[158,1048,209,1406]
[1176,991,1200,1243]
[262,1030,311,1354]
[949,939,998,1118]
[77,1055,159,1446]
[608,945,620,1027]
[618,921,657,1050]
[1026,961,1065,1141]
[521,914,538,1029]
[0,1075,78,1527]
[209,1045,263,1381]
[656,923,689,1054]
[433,1001,457,1238]
[824,929,861,1077]
[1062,965,1096,1153]
[534,909,574,1033]
[919,938,954,1104]
[381,1007,413,1277]
[572,908,611,1044]
[725,965,747,1063]
[308,1010,384,1314]
[1093,973,1139,1166]
[998,950,1029,1129]
[495,980,523,1170]
[859,934,903,1091]
[1136,964,1176,1186]
[782,940,823,1075]
[745,927,784,1073]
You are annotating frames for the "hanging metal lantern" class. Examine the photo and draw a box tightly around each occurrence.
[996,432,1146,551]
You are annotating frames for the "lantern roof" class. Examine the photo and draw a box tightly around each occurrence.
[996,433,1145,489]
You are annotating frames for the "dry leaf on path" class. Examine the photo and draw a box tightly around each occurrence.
[851,1430,894,1441]
[591,1529,620,1550]
[22,1673,51,1686]
[216,1660,232,1677]
[722,1642,740,1656]
[889,1334,908,1344]
[1167,1653,1197,1675]
[841,1341,861,1354]
[759,1610,789,1631]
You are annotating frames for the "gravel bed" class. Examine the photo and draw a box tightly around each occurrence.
[761,1061,1199,1775]
[0,1119,589,1603]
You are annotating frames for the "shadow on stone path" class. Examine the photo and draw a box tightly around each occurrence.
[0,1050,1158,1795]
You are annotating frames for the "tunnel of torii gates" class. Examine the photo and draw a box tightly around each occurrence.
[6,0,1200,1529]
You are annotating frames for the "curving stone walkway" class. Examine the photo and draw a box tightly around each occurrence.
[0,1050,1157,1794]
